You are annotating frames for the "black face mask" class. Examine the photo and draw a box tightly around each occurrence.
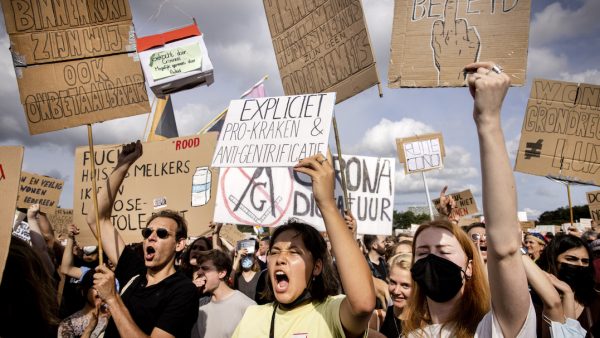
[558,263,594,305]
[411,254,466,303]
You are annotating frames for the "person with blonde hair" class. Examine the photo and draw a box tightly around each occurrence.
[379,253,412,338]
[402,62,535,338]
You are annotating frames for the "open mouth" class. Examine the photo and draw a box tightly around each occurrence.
[145,246,156,261]
[274,271,289,292]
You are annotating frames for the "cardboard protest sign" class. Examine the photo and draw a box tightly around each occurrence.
[73,134,219,245]
[214,155,395,235]
[0,0,135,65]
[47,208,73,239]
[515,79,600,185]
[587,190,600,222]
[17,172,63,214]
[211,93,336,168]
[432,189,478,219]
[219,224,247,247]
[262,0,379,103]
[16,53,150,135]
[396,133,445,174]
[137,23,214,97]
[388,0,531,87]
[0,146,24,282]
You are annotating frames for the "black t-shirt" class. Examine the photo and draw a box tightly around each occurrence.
[367,256,388,281]
[380,305,402,338]
[103,247,199,338]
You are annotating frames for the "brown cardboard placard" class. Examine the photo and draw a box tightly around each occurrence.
[219,224,247,247]
[432,189,478,218]
[15,53,150,135]
[388,0,531,87]
[0,146,24,282]
[587,190,600,222]
[396,133,445,174]
[262,0,380,103]
[514,79,600,185]
[520,221,535,229]
[47,208,73,239]
[73,134,220,245]
[17,171,63,214]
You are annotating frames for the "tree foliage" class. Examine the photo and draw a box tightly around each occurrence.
[393,210,431,229]
[537,205,590,225]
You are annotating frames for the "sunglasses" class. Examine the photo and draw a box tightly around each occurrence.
[471,233,486,241]
[141,227,173,239]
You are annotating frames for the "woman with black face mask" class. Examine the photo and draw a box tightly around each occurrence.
[402,62,536,338]
[537,234,600,337]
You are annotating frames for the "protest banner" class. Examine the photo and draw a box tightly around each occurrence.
[0,0,135,65]
[520,221,535,229]
[0,146,24,281]
[16,171,63,214]
[587,190,600,222]
[396,133,445,174]
[262,0,380,103]
[211,93,336,168]
[73,134,219,245]
[47,208,73,239]
[515,79,600,186]
[432,189,478,219]
[16,53,150,135]
[220,224,247,247]
[214,155,395,235]
[388,0,530,87]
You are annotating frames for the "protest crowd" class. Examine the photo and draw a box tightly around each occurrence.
[1,0,599,337]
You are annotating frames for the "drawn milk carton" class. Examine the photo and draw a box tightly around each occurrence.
[192,167,211,206]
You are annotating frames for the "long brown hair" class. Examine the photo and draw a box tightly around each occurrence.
[402,220,490,338]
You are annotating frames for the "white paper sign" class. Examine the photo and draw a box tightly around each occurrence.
[211,93,336,168]
[403,138,443,173]
[213,155,395,235]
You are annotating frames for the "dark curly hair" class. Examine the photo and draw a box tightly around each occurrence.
[146,209,188,240]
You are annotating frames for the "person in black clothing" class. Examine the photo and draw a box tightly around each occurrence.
[379,253,412,338]
[364,234,388,281]
[88,141,198,337]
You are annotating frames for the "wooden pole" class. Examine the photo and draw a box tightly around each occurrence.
[197,108,228,135]
[87,124,104,266]
[332,116,349,211]
[567,182,574,226]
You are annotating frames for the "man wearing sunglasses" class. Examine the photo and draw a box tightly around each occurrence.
[87,141,199,338]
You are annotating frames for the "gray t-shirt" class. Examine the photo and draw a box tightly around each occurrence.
[236,271,261,300]
[192,290,256,338]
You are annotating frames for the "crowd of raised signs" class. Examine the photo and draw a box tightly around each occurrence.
[1,66,599,338]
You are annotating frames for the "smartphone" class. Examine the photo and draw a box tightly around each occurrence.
[237,239,255,254]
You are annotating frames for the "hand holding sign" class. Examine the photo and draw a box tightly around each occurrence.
[432,0,480,84]
[294,154,335,208]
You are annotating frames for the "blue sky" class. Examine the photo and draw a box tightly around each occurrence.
[0,0,598,221]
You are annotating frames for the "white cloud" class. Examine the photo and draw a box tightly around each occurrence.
[505,133,520,162]
[560,69,600,85]
[523,207,542,221]
[527,47,568,79]
[350,118,435,156]
[175,103,214,136]
[530,0,600,46]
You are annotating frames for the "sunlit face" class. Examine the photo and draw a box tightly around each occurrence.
[557,246,590,268]
[414,227,472,294]
[395,243,412,256]
[268,230,322,304]
[143,217,183,271]
[372,236,386,255]
[388,266,412,310]
[195,259,226,293]
[259,240,269,256]
[524,235,544,260]
[467,227,487,248]
[384,236,396,249]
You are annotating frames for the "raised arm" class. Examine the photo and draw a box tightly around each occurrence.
[466,61,530,336]
[521,255,564,323]
[294,154,375,338]
[86,141,142,265]
[60,224,84,279]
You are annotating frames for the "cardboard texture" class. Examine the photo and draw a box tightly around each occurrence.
[0,146,24,282]
[214,155,395,235]
[0,0,134,65]
[73,134,220,245]
[212,93,336,168]
[219,224,247,246]
[587,190,600,222]
[520,221,535,229]
[137,23,214,97]
[47,208,73,239]
[17,171,63,214]
[388,0,531,87]
[396,132,445,174]
[16,53,150,135]
[514,79,600,185]
[262,0,380,104]
[432,189,478,218]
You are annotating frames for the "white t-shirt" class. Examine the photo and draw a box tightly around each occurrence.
[406,299,536,337]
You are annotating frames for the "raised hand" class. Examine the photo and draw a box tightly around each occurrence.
[115,140,143,170]
[464,61,510,125]
[432,0,480,84]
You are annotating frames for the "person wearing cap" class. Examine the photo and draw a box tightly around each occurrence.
[525,232,547,262]
[87,141,198,338]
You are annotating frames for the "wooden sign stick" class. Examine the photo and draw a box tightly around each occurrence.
[87,124,104,266]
